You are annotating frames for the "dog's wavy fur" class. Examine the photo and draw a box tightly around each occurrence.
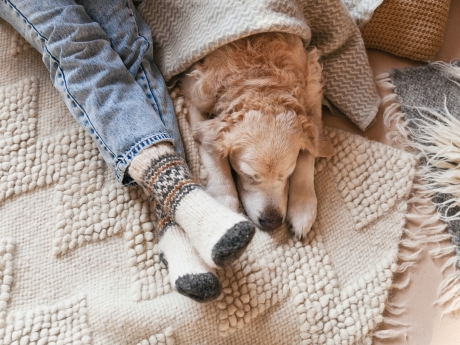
[182,32,332,157]
[180,32,334,236]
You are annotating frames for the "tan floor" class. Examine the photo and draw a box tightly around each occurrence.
[322,1,460,344]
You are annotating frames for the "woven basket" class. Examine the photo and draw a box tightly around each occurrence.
[361,0,451,61]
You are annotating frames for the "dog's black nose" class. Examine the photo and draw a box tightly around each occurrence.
[258,212,283,231]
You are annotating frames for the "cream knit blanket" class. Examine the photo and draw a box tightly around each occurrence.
[0,20,415,345]
[341,0,384,27]
[137,0,380,131]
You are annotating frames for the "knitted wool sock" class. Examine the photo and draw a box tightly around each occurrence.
[154,203,222,302]
[129,143,255,268]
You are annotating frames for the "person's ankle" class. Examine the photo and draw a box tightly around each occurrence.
[128,142,176,185]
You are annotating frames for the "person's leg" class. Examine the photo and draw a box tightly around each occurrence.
[71,0,223,299]
[77,0,256,268]
[76,0,184,160]
[1,0,255,271]
[0,0,173,184]
[153,203,222,302]
[77,0,257,269]
[129,143,255,269]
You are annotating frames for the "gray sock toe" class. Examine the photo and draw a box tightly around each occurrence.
[211,221,255,267]
[175,273,222,302]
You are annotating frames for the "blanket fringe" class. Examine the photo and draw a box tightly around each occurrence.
[373,76,428,338]
[375,72,395,90]
[430,245,456,259]
[382,317,409,327]
[376,73,412,152]
[385,301,406,315]
[374,240,417,338]
[436,269,460,316]
[376,67,460,316]
[394,261,414,274]
[374,292,409,341]
[431,62,460,81]
[373,329,407,340]
[391,275,411,290]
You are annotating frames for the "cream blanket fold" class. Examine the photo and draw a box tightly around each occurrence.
[138,0,380,131]
[0,19,415,344]
[378,63,460,317]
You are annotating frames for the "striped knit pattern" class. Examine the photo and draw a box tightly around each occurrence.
[152,201,174,238]
[143,154,201,218]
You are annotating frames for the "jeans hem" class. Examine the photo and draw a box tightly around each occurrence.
[115,132,173,185]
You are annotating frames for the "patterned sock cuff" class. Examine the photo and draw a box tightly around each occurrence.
[144,154,200,217]
[129,144,201,219]
[128,143,176,183]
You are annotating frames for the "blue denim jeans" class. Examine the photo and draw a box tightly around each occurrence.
[0,0,184,185]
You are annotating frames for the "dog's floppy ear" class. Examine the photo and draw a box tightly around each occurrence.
[215,126,235,158]
[301,119,335,157]
[202,110,246,157]
[193,117,235,158]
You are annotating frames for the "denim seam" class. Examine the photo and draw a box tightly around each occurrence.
[115,131,173,172]
[125,0,151,54]
[123,0,164,124]
[47,48,118,159]
[6,0,117,160]
[140,62,164,123]
[5,0,47,42]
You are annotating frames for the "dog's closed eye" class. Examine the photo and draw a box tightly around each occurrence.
[278,174,288,181]
[244,173,260,186]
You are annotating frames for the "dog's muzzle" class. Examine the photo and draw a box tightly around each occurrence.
[258,208,283,231]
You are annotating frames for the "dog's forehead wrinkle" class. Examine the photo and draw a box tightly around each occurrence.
[237,148,296,182]
[235,113,302,142]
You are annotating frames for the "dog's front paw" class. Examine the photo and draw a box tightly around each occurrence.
[287,200,317,240]
[205,181,240,211]
[212,194,240,212]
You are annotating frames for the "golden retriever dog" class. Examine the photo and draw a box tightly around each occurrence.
[179,32,334,239]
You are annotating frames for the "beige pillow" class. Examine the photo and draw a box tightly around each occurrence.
[361,0,451,61]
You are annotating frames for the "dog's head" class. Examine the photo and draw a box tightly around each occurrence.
[197,105,334,230]
[189,34,335,230]
[223,108,333,230]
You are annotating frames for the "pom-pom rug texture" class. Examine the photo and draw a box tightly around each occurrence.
[0,16,416,345]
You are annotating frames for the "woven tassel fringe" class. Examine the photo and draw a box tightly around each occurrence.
[373,329,407,341]
[377,66,460,316]
[385,301,406,316]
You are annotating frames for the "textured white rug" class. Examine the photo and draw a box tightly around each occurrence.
[0,20,415,345]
